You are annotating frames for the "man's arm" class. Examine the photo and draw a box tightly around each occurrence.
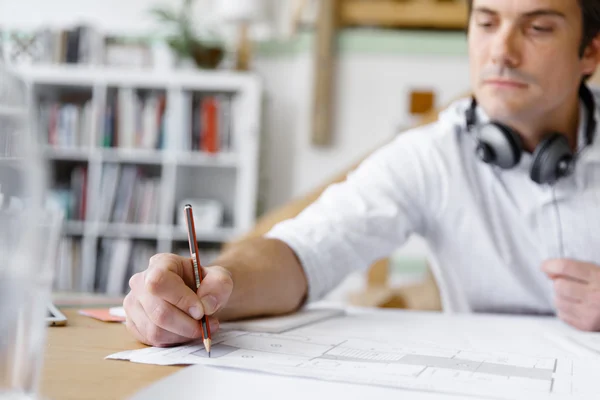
[212,237,308,321]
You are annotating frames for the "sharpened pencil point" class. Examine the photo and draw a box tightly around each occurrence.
[204,338,212,357]
[208,351,211,358]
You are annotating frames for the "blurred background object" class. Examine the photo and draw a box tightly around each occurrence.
[0,65,62,399]
[214,0,268,71]
[149,0,224,69]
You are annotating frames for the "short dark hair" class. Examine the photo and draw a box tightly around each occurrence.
[466,0,600,56]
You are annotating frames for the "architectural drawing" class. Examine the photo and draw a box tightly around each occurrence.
[109,330,597,399]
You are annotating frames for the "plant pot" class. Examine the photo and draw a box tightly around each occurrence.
[189,41,224,70]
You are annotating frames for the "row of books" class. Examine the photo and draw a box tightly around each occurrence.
[188,94,234,153]
[50,165,87,221]
[37,92,237,153]
[10,26,152,68]
[53,237,223,295]
[53,237,83,292]
[0,128,15,158]
[95,239,155,295]
[52,238,156,294]
[103,90,166,150]
[96,164,160,224]
[39,100,94,148]
[27,26,103,66]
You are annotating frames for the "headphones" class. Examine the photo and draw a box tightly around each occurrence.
[465,83,597,185]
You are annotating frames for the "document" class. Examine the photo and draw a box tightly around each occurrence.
[108,308,600,400]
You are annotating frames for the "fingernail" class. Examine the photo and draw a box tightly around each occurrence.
[189,306,203,320]
[201,295,218,315]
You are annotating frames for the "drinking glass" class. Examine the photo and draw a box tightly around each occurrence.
[0,66,61,399]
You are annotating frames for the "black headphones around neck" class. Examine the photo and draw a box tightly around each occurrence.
[465,83,597,185]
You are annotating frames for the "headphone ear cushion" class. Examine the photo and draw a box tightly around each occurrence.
[530,134,573,184]
[477,122,523,169]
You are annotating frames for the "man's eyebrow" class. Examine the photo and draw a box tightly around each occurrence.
[472,7,566,19]
[472,7,497,15]
[523,9,566,19]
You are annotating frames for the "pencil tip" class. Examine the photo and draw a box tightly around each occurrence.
[204,338,212,357]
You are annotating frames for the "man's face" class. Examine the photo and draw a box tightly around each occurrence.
[468,0,597,122]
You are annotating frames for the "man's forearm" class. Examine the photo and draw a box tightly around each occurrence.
[211,237,308,321]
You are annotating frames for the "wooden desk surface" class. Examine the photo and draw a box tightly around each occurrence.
[42,306,184,400]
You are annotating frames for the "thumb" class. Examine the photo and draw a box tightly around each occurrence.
[196,265,233,316]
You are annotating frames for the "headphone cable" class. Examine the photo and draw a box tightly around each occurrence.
[551,186,565,259]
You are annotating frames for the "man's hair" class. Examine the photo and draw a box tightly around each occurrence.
[466,0,600,57]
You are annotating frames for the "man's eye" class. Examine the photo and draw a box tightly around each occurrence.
[531,25,553,33]
[477,22,494,29]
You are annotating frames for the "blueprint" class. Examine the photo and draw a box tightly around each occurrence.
[108,310,600,400]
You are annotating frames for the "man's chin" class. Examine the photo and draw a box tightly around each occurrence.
[477,97,531,122]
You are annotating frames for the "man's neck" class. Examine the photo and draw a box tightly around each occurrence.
[507,94,581,154]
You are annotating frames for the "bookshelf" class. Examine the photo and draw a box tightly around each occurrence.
[13,64,262,295]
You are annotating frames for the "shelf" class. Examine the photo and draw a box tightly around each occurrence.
[98,223,163,239]
[171,226,238,243]
[44,147,91,161]
[100,148,165,165]
[62,221,237,242]
[44,147,239,167]
[21,63,261,296]
[174,151,238,167]
[0,157,20,165]
[0,105,27,118]
[17,64,259,91]
[64,220,85,235]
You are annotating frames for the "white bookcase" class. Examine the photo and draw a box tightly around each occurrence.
[13,64,262,294]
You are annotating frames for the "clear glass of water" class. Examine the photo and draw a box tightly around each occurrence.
[0,67,60,398]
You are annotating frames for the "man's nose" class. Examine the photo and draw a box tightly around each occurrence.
[490,27,521,68]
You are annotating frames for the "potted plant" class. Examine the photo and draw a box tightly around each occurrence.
[149,0,224,69]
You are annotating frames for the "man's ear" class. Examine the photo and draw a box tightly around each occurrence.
[582,34,600,77]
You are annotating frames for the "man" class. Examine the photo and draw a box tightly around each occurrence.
[124,0,600,347]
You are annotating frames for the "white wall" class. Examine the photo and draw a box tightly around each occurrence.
[0,0,201,34]
[255,52,471,211]
[0,0,292,40]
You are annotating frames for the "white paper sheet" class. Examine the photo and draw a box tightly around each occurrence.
[108,308,600,400]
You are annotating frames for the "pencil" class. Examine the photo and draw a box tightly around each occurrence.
[184,204,212,357]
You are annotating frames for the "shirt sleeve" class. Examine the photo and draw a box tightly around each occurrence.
[265,125,446,302]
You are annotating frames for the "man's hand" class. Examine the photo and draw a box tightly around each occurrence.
[542,259,600,332]
[124,253,233,347]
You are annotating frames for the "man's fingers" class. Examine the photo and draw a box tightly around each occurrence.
[138,292,205,340]
[124,293,147,344]
[144,267,205,319]
[542,259,592,283]
[124,294,191,347]
[554,278,586,304]
[196,265,234,315]
[148,253,197,289]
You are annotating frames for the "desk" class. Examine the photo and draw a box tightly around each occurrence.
[41,304,182,400]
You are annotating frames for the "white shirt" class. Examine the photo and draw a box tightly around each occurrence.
[265,89,600,315]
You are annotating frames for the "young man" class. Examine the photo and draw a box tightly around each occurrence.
[124,0,600,347]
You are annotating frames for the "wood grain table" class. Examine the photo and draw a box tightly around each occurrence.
[41,299,184,400]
